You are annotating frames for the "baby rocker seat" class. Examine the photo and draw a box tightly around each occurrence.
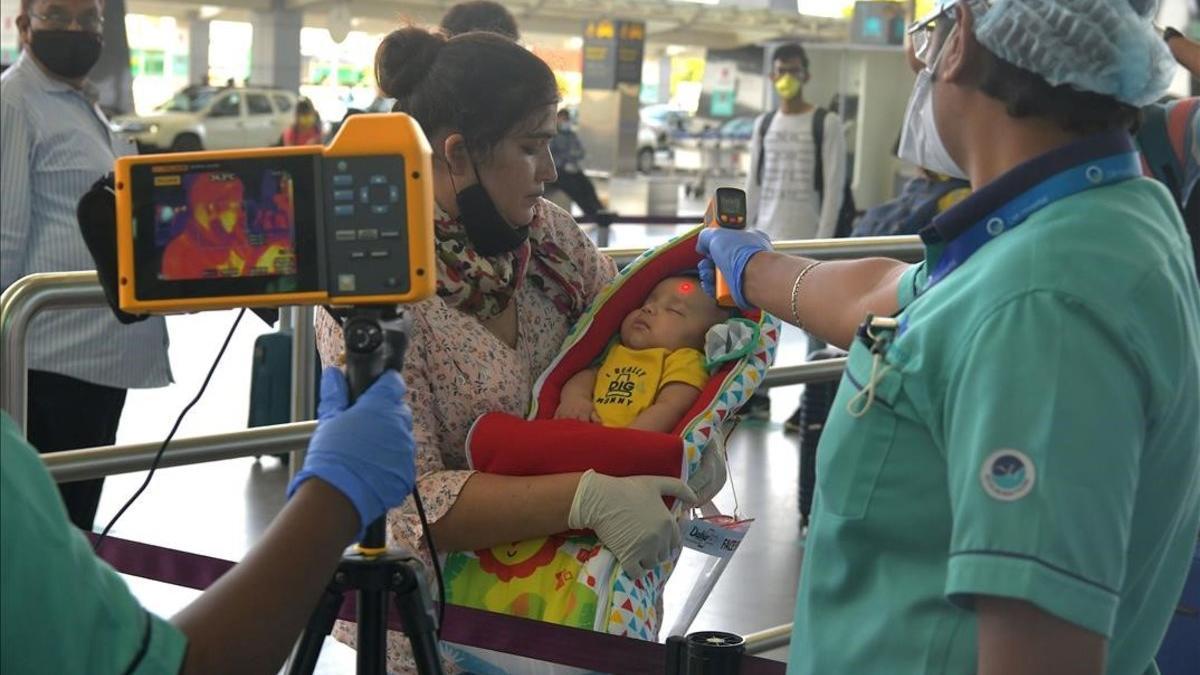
[442,226,781,648]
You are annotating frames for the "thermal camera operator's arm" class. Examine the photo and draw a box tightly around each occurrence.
[0,369,414,675]
[697,228,909,349]
[174,368,415,675]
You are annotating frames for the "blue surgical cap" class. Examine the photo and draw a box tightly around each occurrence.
[921,0,1176,106]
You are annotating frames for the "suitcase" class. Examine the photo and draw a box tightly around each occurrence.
[798,347,845,531]
[248,330,319,463]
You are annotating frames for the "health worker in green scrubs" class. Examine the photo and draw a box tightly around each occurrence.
[698,1,1200,673]
[1,369,416,674]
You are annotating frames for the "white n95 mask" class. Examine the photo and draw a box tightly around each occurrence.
[897,27,968,180]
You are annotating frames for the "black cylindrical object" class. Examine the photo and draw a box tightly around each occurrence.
[673,631,745,674]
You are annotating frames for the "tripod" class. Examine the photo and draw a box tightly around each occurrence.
[286,307,444,675]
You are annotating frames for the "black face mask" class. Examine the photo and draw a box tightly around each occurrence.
[456,180,530,257]
[29,29,103,80]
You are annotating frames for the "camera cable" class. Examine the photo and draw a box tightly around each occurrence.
[94,308,247,553]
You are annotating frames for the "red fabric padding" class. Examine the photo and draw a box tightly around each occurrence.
[467,412,686,479]
[531,229,760,438]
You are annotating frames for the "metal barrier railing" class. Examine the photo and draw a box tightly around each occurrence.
[0,236,923,480]
[43,421,316,483]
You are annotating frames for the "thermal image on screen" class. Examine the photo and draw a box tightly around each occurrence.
[156,169,298,281]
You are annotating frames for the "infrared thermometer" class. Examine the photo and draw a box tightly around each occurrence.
[702,187,748,308]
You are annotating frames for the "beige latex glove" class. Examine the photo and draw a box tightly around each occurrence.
[568,470,698,579]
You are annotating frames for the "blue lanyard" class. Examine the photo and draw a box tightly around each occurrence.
[922,152,1144,294]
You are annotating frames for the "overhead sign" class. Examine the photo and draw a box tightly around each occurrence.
[582,19,644,91]
[851,1,906,45]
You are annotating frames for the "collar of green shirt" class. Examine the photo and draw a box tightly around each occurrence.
[921,129,1137,245]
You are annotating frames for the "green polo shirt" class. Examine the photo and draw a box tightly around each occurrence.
[0,413,188,674]
[789,132,1200,675]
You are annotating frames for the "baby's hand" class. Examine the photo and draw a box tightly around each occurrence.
[556,398,598,423]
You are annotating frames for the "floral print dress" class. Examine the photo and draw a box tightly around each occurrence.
[316,199,616,672]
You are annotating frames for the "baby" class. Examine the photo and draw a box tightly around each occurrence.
[555,275,731,433]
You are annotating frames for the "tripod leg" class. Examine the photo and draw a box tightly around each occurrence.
[357,588,390,675]
[394,584,444,675]
[286,582,345,675]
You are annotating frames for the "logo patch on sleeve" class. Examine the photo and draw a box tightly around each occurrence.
[980,449,1036,501]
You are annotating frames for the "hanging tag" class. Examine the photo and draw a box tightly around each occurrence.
[682,514,754,559]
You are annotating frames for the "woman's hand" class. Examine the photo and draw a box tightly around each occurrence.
[696,228,774,310]
[568,470,698,578]
[555,396,598,423]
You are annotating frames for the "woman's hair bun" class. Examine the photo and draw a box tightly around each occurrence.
[376,26,446,100]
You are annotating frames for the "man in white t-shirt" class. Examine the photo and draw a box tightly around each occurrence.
[747,42,847,242]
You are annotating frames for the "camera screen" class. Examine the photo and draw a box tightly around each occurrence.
[153,169,298,281]
[717,190,745,216]
[130,155,321,300]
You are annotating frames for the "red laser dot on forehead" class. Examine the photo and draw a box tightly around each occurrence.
[678,281,694,294]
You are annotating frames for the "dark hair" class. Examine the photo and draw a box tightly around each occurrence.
[772,43,809,71]
[376,27,558,157]
[930,19,1140,135]
[20,0,103,15]
[295,98,314,116]
[440,0,520,40]
[971,46,1140,134]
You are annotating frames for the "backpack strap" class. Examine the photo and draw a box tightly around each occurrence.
[812,107,828,205]
[1136,102,1184,209]
[755,110,777,187]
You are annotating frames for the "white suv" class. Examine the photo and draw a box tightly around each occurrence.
[112,86,299,152]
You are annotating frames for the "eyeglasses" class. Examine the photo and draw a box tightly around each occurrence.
[29,10,104,32]
[909,11,955,67]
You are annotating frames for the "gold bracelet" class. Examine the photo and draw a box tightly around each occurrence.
[789,261,824,330]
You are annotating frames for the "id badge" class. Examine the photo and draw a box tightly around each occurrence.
[682,514,754,559]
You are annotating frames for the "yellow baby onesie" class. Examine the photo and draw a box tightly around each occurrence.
[592,343,709,427]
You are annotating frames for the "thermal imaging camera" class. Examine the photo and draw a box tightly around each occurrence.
[113,113,435,313]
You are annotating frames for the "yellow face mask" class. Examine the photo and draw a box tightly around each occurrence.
[774,73,802,100]
[299,114,317,128]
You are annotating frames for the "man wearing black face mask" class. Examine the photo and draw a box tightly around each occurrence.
[1,0,172,530]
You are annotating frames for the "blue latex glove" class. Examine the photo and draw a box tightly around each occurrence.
[287,367,416,540]
[696,228,773,310]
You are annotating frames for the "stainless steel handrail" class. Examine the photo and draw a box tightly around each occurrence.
[743,623,793,654]
[2,236,924,481]
[42,421,317,483]
[606,235,923,268]
[0,272,107,433]
[288,306,316,477]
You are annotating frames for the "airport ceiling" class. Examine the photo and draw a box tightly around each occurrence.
[125,0,850,51]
